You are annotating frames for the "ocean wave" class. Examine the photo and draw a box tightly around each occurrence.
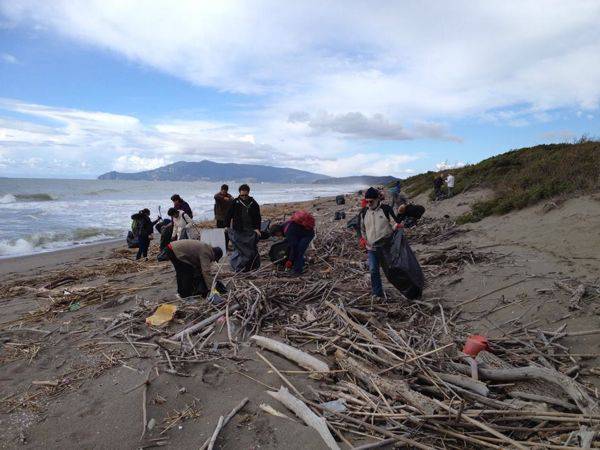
[84,188,121,196]
[0,228,123,257]
[0,193,55,203]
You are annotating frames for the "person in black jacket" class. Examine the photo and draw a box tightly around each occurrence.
[171,194,193,218]
[225,184,262,271]
[131,208,160,260]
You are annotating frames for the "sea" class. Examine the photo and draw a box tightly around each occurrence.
[0,178,361,257]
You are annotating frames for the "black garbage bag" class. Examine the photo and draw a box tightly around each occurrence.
[335,195,345,205]
[334,211,346,220]
[269,239,290,264]
[229,230,261,272]
[126,230,139,248]
[377,230,424,299]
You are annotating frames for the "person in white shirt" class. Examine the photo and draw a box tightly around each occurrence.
[167,207,194,240]
[445,173,455,197]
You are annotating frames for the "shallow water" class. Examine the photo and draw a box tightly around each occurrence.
[0,178,359,257]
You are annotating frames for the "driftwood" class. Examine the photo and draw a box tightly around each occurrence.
[335,350,437,415]
[251,335,329,372]
[434,372,490,397]
[267,386,340,450]
[199,397,249,450]
[170,304,240,341]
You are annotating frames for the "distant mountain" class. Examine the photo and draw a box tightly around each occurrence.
[313,175,399,185]
[98,160,331,184]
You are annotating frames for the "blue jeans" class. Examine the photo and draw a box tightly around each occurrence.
[291,236,313,274]
[368,250,384,297]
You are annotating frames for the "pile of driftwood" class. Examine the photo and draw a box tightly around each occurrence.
[2,199,599,448]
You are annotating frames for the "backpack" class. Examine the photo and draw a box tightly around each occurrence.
[290,210,315,230]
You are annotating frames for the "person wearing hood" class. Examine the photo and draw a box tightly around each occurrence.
[225,184,262,272]
[360,187,402,297]
[160,239,223,298]
[171,194,193,218]
[131,208,161,260]
[214,184,233,248]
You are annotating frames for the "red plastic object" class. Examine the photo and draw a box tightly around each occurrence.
[463,335,489,357]
[359,237,367,249]
[361,198,368,208]
[290,210,315,230]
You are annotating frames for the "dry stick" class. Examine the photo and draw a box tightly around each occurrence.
[455,278,528,307]
[376,342,454,375]
[170,304,240,341]
[197,397,249,450]
[140,369,151,441]
[433,399,527,450]
[256,351,303,398]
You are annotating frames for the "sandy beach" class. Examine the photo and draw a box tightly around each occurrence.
[1,191,600,449]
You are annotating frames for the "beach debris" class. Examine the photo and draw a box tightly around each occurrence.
[145,304,178,327]
[258,403,297,421]
[199,397,249,450]
[267,386,340,450]
[250,335,329,372]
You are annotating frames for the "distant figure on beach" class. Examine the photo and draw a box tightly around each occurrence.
[131,208,161,260]
[433,174,444,201]
[360,187,401,298]
[445,173,455,197]
[226,184,261,272]
[160,240,223,299]
[214,184,233,247]
[270,211,316,276]
[389,180,408,213]
[171,194,193,218]
[168,208,194,240]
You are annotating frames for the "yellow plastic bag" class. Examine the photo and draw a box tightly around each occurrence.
[146,303,177,327]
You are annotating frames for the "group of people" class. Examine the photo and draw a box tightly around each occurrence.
[433,172,455,201]
[129,184,316,300]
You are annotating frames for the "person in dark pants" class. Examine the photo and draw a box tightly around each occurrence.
[162,240,223,298]
[214,184,233,247]
[225,184,261,272]
[131,208,160,260]
[170,194,193,218]
[270,213,315,275]
[433,174,444,201]
[359,187,402,298]
[155,219,173,250]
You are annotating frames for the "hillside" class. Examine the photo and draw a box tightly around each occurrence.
[402,141,600,222]
[313,175,398,185]
[98,160,331,184]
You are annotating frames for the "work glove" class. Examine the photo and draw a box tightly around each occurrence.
[394,223,404,230]
[285,260,293,269]
[359,237,367,249]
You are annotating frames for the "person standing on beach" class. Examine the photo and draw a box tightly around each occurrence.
[171,194,193,218]
[226,184,261,272]
[168,208,194,240]
[214,184,233,247]
[433,174,444,201]
[445,172,455,197]
[131,208,160,260]
[360,187,401,298]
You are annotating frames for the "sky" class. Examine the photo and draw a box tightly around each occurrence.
[0,1,599,179]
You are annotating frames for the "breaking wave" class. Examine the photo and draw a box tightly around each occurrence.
[0,193,55,203]
[0,227,123,257]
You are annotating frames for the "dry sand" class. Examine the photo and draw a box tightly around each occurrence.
[1,191,599,449]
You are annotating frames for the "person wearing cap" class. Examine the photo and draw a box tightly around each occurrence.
[160,239,223,298]
[360,187,402,298]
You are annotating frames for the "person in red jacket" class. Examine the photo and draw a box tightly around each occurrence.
[270,211,315,275]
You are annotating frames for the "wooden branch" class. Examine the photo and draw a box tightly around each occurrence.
[268,387,340,450]
[335,349,437,415]
[199,397,249,450]
[251,335,329,372]
[170,304,240,341]
[434,372,490,397]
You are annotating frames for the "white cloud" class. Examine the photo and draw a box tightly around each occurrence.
[436,161,466,171]
[1,52,17,64]
[289,111,461,142]
[540,130,576,143]
[1,0,599,123]
[113,155,168,172]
